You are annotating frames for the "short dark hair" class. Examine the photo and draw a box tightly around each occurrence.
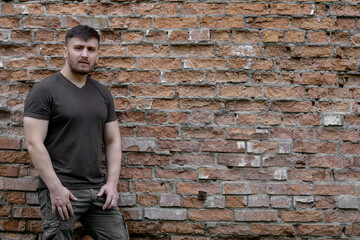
[65,25,100,46]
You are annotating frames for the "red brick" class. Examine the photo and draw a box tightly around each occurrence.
[97,57,136,69]
[200,17,244,28]
[202,140,245,153]
[285,31,306,43]
[316,197,336,209]
[180,99,223,110]
[271,127,313,140]
[263,155,306,168]
[208,224,249,235]
[264,46,287,57]
[220,86,262,98]
[313,184,355,195]
[309,156,351,168]
[246,17,290,29]
[0,45,37,57]
[293,141,336,154]
[233,30,261,43]
[226,100,268,112]
[152,99,179,110]
[267,183,311,195]
[331,32,351,44]
[0,138,21,150]
[0,152,30,164]
[335,170,360,181]
[189,29,210,41]
[226,196,247,208]
[181,3,223,15]
[90,3,132,15]
[0,206,11,217]
[263,30,283,42]
[198,168,242,181]
[132,181,174,193]
[122,32,143,42]
[155,17,198,28]
[230,59,273,70]
[184,58,227,69]
[47,3,88,14]
[226,3,269,15]
[290,46,334,58]
[11,30,32,42]
[118,71,159,83]
[223,182,266,195]
[163,71,204,83]
[292,17,335,29]
[138,194,158,206]
[161,222,205,235]
[189,210,232,221]
[127,221,159,234]
[316,128,358,141]
[182,196,204,208]
[140,58,181,70]
[314,59,357,71]
[145,30,167,41]
[2,3,43,14]
[297,224,341,236]
[345,224,360,236]
[173,45,215,56]
[169,112,190,124]
[235,210,277,222]
[0,17,19,28]
[156,169,196,180]
[176,182,220,194]
[251,224,295,236]
[0,165,18,177]
[22,17,61,28]
[331,5,360,16]
[244,169,278,181]
[172,153,215,166]
[13,207,41,219]
[1,220,26,232]
[271,3,314,15]
[157,140,200,152]
[177,86,216,97]
[110,17,153,29]
[279,211,323,222]
[339,143,360,154]
[169,30,188,42]
[5,192,25,204]
[308,31,328,43]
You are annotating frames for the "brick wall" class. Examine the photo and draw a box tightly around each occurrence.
[1,0,360,239]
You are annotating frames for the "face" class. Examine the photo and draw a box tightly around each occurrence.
[64,37,99,75]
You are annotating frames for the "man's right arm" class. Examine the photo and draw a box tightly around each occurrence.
[24,116,77,220]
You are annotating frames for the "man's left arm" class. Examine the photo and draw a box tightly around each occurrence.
[97,120,122,210]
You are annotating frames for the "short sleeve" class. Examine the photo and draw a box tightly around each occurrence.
[105,88,117,123]
[24,83,52,120]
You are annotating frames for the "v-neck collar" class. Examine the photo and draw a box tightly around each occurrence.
[59,72,89,89]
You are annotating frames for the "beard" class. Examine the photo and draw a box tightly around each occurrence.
[68,61,96,75]
[67,53,96,75]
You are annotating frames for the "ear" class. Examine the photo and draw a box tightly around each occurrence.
[64,46,68,59]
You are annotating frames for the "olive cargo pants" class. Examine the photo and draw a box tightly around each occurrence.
[38,188,129,240]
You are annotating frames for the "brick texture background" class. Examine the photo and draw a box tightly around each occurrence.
[1,0,360,239]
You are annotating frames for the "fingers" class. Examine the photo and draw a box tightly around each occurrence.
[69,192,78,201]
[97,188,104,197]
[102,194,118,210]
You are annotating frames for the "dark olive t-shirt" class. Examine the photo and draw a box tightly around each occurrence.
[24,72,117,189]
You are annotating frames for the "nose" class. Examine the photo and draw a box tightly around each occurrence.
[81,49,89,58]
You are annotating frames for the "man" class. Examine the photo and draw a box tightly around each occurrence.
[24,25,129,240]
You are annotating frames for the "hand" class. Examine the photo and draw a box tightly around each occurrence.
[49,186,77,220]
[97,183,119,210]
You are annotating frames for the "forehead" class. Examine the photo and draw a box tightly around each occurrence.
[67,36,99,48]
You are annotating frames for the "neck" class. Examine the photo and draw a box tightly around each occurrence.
[60,65,87,88]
